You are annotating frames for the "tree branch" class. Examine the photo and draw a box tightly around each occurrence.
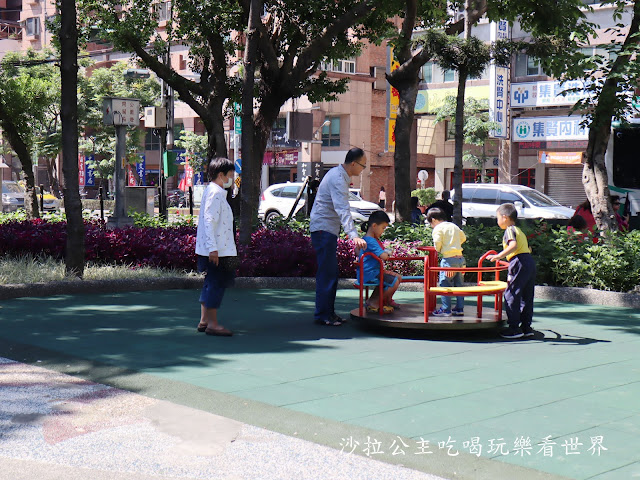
[294,0,376,80]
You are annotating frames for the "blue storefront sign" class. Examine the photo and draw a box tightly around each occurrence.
[136,155,146,186]
[85,154,95,186]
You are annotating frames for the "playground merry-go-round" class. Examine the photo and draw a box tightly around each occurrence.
[350,246,510,331]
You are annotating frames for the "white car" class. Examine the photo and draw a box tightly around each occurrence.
[450,184,575,220]
[259,182,382,224]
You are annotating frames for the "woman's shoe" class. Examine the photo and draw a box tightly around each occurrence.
[205,326,233,336]
[197,323,208,332]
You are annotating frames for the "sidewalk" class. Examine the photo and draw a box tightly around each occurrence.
[1,287,639,479]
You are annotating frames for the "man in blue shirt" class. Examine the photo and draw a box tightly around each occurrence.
[310,148,368,326]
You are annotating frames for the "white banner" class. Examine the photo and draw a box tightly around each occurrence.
[489,20,510,139]
[511,80,589,108]
[512,116,588,142]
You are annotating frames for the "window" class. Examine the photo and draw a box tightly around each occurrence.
[515,53,544,77]
[25,17,40,36]
[518,168,535,188]
[443,68,456,82]
[145,129,161,151]
[280,186,301,198]
[471,188,498,205]
[421,62,433,83]
[498,189,522,204]
[270,188,283,197]
[322,117,340,147]
[320,58,356,74]
[155,1,171,22]
[446,120,456,141]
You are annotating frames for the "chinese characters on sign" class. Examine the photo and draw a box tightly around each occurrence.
[85,155,95,187]
[511,80,590,108]
[489,20,509,139]
[78,154,85,187]
[338,435,607,458]
[263,150,299,166]
[513,116,588,142]
[387,46,400,152]
[136,155,146,186]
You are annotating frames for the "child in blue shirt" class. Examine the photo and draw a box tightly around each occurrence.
[357,211,402,313]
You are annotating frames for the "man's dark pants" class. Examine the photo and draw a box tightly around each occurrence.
[311,231,339,322]
[504,253,536,329]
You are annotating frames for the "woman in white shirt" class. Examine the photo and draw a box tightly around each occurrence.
[195,157,237,336]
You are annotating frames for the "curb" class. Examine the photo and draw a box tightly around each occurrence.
[0,276,638,309]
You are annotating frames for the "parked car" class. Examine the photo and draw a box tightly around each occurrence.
[259,182,382,224]
[35,187,60,212]
[450,184,575,220]
[349,188,362,199]
[1,180,25,212]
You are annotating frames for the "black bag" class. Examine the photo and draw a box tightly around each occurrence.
[218,256,240,272]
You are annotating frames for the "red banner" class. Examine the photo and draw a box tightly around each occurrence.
[78,155,85,187]
[127,165,136,186]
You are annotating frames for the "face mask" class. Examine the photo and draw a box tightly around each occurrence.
[223,176,234,189]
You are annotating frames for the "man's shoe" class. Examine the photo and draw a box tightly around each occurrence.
[521,325,535,337]
[451,308,465,317]
[331,313,347,324]
[432,308,452,317]
[500,326,524,339]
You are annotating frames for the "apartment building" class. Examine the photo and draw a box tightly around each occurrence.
[412,4,634,208]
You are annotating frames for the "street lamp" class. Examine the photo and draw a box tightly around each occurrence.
[314,120,331,141]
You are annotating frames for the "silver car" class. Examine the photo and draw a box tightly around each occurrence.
[451,184,575,220]
[259,182,382,224]
[2,180,25,212]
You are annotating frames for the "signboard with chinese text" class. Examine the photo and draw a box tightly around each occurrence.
[102,97,140,126]
[511,81,590,108]
[489,21,510,139]
[78,155,85,187]
[538,151,583,164]
[387,46,400,153]
[85,155,95,186]
[127,165,136,186]
[296,161,323,182]
[263,149,299,166]
[513,116,588,142]
[136,155,146,186]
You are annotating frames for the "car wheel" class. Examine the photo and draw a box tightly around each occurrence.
[265,210,282,225]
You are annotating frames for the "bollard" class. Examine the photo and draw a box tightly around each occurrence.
[189,186,193,217]
[99,186,104,221]
[39,184,44,212]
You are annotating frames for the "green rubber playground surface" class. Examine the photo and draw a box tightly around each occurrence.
[1,288,639,480]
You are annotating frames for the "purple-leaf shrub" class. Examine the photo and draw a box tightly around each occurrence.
[237,228,317,277]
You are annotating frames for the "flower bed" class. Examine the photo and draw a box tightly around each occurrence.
[1,218,638,292]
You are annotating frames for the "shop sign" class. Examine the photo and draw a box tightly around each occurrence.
[511,80,590,108]
[539,151,583,164]
[263,149,299,166]
[513,116,588,142]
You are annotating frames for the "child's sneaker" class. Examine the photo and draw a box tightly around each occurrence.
[451,308,465,317]
[499,326,524,339]
[432,308,452,317]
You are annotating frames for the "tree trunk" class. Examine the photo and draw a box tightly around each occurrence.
[583,0,640,232]
[45,157,61,196]
[0,103,40,219]
[393,78,418,222]
[238,0,262,245]
[452,69,468,227]
[60,0,85,277]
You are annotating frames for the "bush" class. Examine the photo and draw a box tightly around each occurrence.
[411,188,437,207]
[1,217,638,292]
